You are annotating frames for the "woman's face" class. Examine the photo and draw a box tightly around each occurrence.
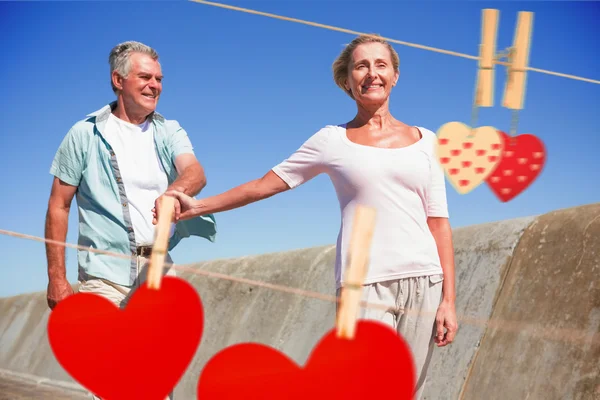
[345,42,398,106]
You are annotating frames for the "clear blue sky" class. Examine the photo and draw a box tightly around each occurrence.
[0,1,598,298]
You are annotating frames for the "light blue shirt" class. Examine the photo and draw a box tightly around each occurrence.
[50,102,217,286]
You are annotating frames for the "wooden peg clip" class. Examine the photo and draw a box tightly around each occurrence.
[475,8,499,108]
[336,205,376,340]
[503,11,534,110]
[147,196,175,290]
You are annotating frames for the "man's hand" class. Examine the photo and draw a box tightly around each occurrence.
[47,278,74,310]
[434,300,458,347]
[152,193,182,225]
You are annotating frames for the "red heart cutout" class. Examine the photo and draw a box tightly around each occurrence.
[197,320,416,399]
[485,131,546,202]
[48,276,203,400]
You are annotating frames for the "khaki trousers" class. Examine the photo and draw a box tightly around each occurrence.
[337,274,443,400]
[77,253,177,400]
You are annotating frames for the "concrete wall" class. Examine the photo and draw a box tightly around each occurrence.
[1,203,598,399]
[459,203,600,400]
[422,215,536,400]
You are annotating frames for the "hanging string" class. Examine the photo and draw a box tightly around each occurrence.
[468,91,480,138]
[509,110,520,137]
[1,228,597,347]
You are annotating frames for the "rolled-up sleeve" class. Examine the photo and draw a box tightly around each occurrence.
[167,120,195,159]
[49,126,87,187]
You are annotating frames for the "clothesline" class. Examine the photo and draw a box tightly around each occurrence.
[191,0,600,85]
[1,227,597,348]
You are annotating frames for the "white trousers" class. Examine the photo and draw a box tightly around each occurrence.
[337,274,443,400]
[77,254,177,400]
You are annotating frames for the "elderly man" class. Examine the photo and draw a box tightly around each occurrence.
[45,40,216,316]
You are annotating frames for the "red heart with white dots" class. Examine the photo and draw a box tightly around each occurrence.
[485,131,546,202]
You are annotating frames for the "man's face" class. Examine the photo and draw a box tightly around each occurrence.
[115,52,163,116]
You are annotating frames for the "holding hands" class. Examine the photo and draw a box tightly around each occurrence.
[152,190,198,224]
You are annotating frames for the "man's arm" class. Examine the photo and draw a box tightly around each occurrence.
[154,153,207,224]
[45,177,77,309]
[427,216,458,347]
[168,153,206,197]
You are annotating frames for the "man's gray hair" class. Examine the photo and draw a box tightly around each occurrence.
[108,41,159,93]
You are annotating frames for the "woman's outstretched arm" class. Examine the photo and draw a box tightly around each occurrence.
[156,170,290,221]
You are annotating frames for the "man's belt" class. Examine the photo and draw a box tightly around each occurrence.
[136,245,153,257]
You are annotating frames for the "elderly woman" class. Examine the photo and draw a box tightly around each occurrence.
[162,34,457,398]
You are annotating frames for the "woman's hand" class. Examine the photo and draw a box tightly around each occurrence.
[434,300,458,347]
[152,171,292,224]
[153,190,199,223]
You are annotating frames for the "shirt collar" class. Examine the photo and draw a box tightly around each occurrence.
[87,101,165,123]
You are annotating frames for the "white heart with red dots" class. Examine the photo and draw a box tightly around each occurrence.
[435,122,504,194]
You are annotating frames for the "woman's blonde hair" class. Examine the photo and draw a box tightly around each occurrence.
[332,34,400,99]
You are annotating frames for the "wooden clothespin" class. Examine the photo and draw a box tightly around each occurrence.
[475,8,499,108]
[336,205,376,340]
[503,11,534,110]
[147,196,175,290]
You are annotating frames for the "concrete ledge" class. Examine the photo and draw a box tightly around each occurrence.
[460,203,600,400]
[0,203,598,399]
[0,368,88,398]
[422,215,536,400]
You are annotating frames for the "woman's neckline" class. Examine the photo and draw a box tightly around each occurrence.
[338,123,425,151]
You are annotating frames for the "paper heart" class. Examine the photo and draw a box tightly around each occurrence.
[48,276,204,400]
[197,320,416,399]
[436,121,504,194]
[485,131,546,202]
